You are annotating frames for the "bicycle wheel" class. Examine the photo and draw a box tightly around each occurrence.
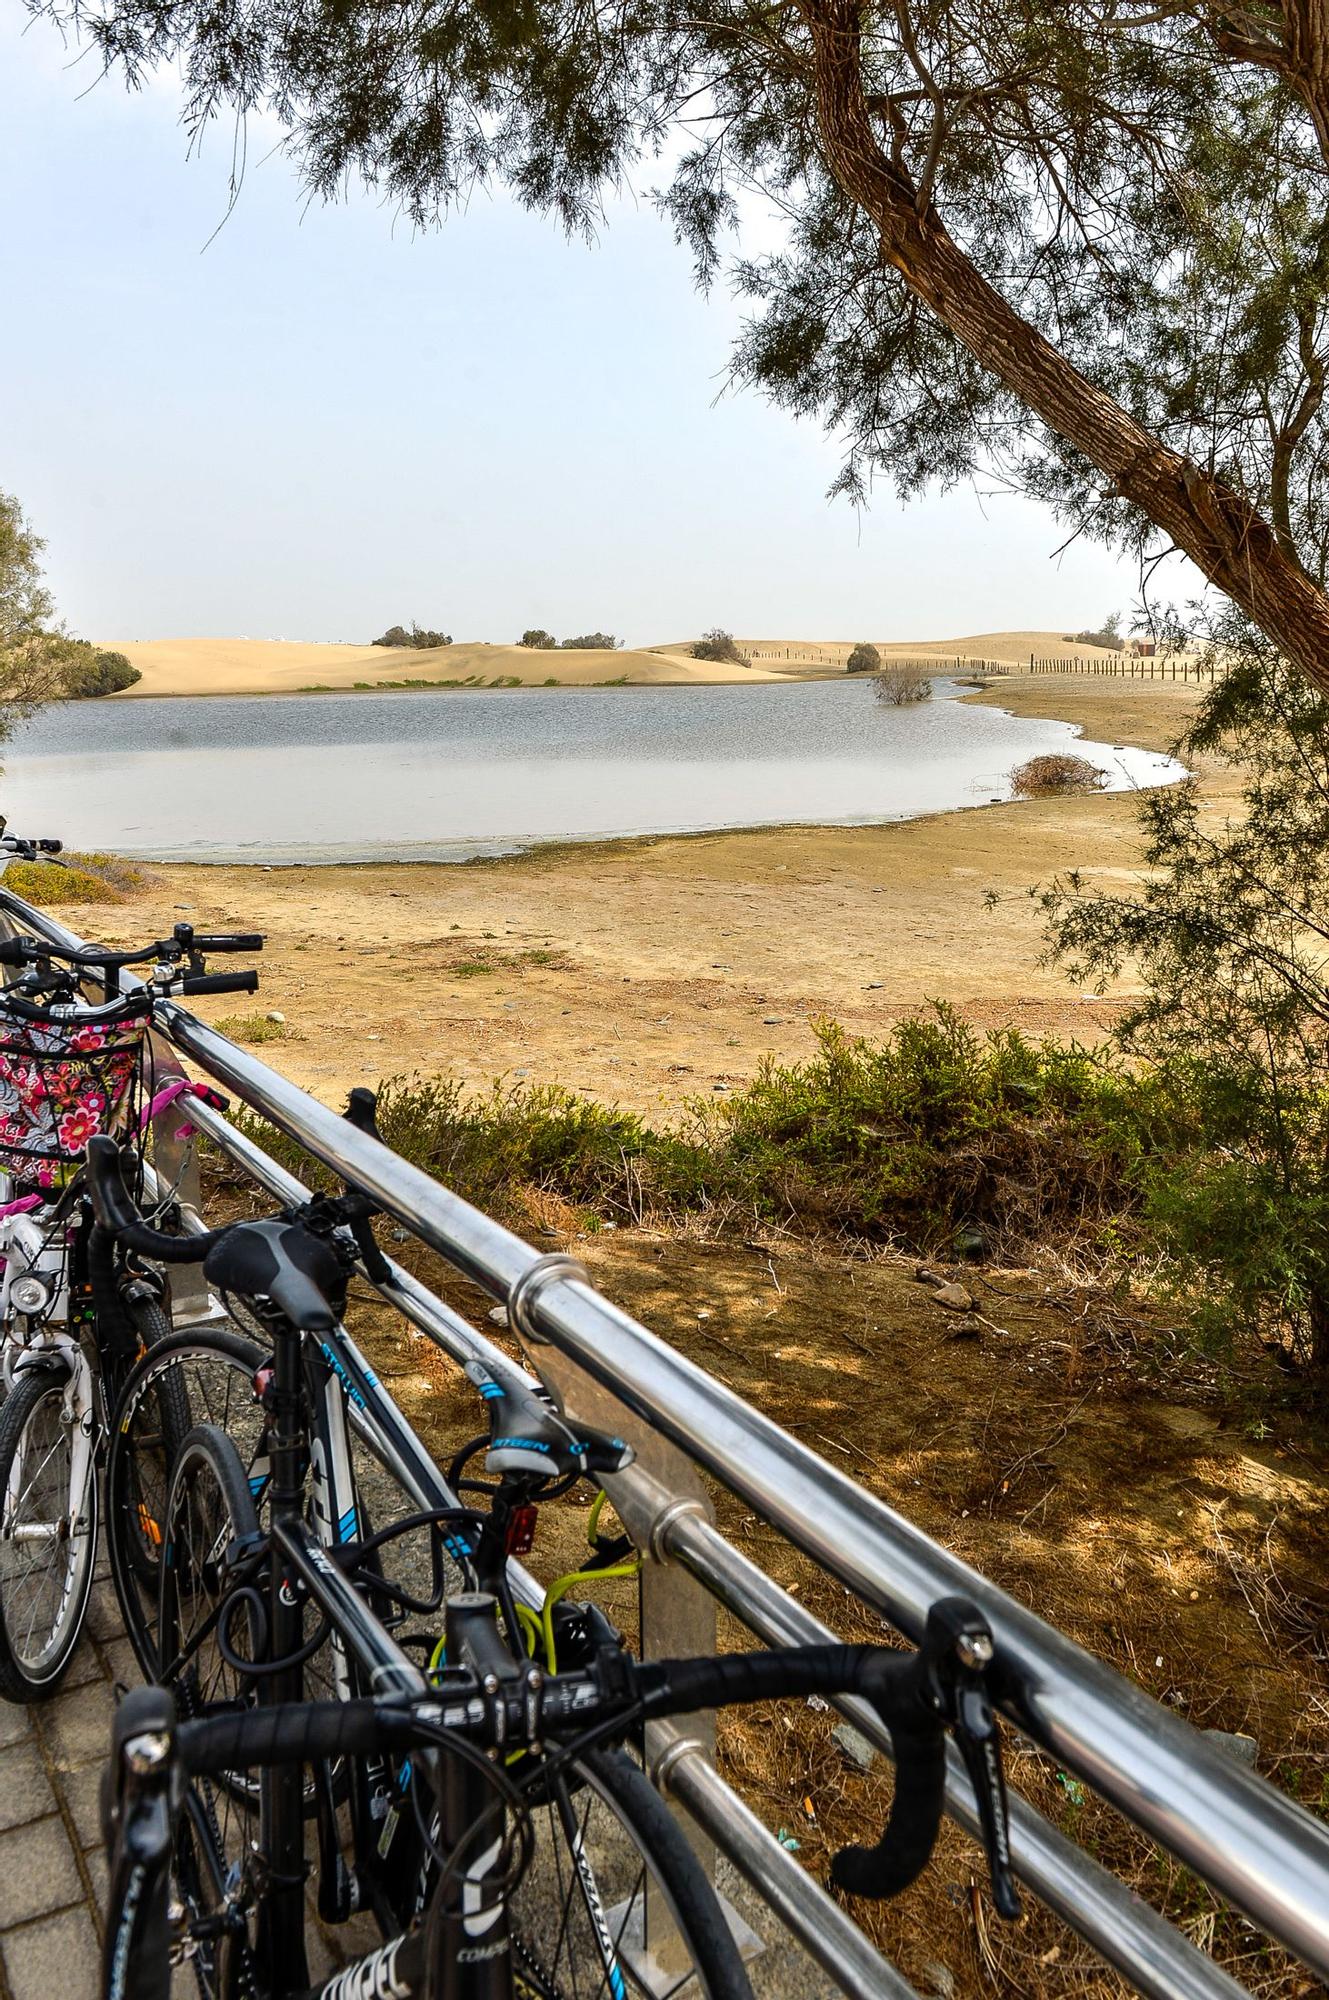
[158,1425,263,1999]
[509,1746,754,2000]
[0,1365,98,1701]
[107,1328,266,1676]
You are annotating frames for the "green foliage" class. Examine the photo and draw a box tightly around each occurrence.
[560,632,619,650]
[1045,612,1329,1370]
[0,488,67,734]
[3,851,148,905]
[691,629,750,667]
[846,642,880,674]
[229,1009,1155,1251]
[57,642,141,696]
[520,629,557,648]
[372,623,451,649]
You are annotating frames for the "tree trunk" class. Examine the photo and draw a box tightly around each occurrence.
[802,0,1329,695]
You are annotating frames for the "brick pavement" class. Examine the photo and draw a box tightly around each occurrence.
[0,1558,126,2000]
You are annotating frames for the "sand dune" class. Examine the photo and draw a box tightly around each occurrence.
[106,638,786,698]
[653,630,1123,668]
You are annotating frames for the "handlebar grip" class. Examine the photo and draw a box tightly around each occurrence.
[85,1136,144,1234]
[180,970,259,997]
[829,1696,945,1899]
[0,936,35,967]
[37,839,62,854]
[180,1700,412,1774]
[190,933,264,953]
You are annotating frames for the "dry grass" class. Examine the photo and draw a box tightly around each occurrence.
[875,661,934,705]
[330,1223,1328,2000]
[2,852,155,905]
[1011,753,1108,798]
[213,1012,304,1045]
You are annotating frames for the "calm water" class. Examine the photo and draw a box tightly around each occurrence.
[0,680,1184,863]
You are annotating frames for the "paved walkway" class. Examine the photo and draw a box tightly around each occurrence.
[0,1560,126,2000]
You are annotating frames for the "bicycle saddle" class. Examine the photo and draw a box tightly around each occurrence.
[465,1360,635,1479]
[203,1220,345,1333]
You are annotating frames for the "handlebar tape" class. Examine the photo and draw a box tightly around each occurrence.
[638,1645,946,1900]
[83,1136,231,1263]
[180,1699,411,1774]
[179,970,259,996]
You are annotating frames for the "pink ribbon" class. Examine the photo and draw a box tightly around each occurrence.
[136,1079,229,1139]
[0,1194,43,1219]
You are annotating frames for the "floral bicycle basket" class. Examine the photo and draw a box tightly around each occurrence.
[0,1002,147,1192]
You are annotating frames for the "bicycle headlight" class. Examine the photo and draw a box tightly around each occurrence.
[10,1275,49,1314]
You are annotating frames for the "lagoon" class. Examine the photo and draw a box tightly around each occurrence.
[0,679,1183,864]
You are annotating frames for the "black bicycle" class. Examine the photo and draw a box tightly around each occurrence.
[0,919,261,1699]
[90,1135,846,1996]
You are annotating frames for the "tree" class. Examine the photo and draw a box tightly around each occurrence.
[846,642,880,673]
[373,622,451,649]
[0,490,73,729]
[1045,612,1329,1373]
[560,632,619,649]
[692,629,750,666]
[28,3,1329,690]
[520,628,557,649]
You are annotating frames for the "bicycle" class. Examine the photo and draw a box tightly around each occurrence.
[84,1135,1019,1998]
[102,1591,1021,1999]
[0,916,261,1698]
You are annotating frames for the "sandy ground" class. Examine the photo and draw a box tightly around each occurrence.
[61,675,1219,1116]
[106,637,788,697]
[104,630,1148,697]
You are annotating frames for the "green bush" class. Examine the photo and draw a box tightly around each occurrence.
[372,623,452,649]
[846,642,880,674]
[228,1008,1155,1252]
[560,632,619,650]
[58,643,141,697]
[520,629,557,648]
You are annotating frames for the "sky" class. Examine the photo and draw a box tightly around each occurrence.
[2,11,1150,649]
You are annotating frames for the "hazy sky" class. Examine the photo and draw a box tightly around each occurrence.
[3,12,1152,648]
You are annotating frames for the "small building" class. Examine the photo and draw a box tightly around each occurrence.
[1126,636,1156,657]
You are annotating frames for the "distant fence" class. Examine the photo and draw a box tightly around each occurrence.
[744,646,1014,674]
[1029,654,1218,681]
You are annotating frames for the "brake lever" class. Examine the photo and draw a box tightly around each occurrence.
[922,1598,1021,1919]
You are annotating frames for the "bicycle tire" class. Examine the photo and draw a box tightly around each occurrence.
[106,1328,266,1676]
[508,1745,755,2000]
[0,1365,99,1701]
[158,1424,264,2000]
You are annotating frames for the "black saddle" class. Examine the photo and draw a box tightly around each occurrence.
[465,1360,634,1480]
[203,1220,345,1333]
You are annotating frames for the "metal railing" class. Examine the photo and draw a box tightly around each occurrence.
[2,881,1327,2000]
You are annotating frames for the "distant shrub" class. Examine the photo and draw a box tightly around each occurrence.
[847,642,880,674]
[58,643,141,697]
[1010,753,1106,797]
[561,632,620,650]
[1063,612,1123,651]
[874,661,933,705]
[373,623,452,649]
[691,629,750,666]
[520,629,557,649]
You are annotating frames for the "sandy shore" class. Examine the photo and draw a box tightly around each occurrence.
[51,674,1221,1115]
